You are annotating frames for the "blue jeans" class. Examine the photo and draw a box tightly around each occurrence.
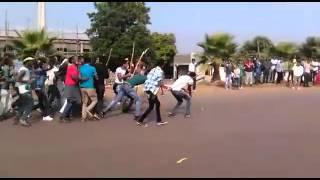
[103,84,141,116]
[225,74,232,89]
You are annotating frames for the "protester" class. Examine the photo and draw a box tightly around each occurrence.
[233,64,241,89]
[93,57,109,115]
[79,57,99,121]
[14,57,35,127]
[33,60,53,121]
[254,59,262,84]
[113,59,131,95]
[59,56,81,123]
[276,59,284,84]
[136,61,168,126]
[45,57,61,110]
[168,72,195,118]
[262,59,271,84]
[102,67,146,120]
[311,59,319,84]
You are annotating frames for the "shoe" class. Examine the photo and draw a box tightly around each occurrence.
[168,112,176,117]
[157,121,168,126]
[136,121,148,127]
[19,119,31,127]
[93,114,101,120]
[43,116,53,121]
[185,114,191,118]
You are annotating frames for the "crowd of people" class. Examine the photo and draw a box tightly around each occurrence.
[222,57,320,90]
[0,55,196,127]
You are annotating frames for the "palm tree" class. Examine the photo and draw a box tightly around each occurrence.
[240,36,274,58]
[198,32,237,81]
[10,29,56,59]
[300,37,320,59]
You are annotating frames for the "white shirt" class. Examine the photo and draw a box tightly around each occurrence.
[188,63,196,73]
[312,61,319,71]
[114,67,127,84]
[304,62,311,73]
[293,65,304,77]
[16,66,30,94]
[233,68,240,78]
[45,66,59,86]
[271,59,278,70]
[171,75,194,91]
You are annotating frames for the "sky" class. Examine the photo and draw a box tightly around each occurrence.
[0,2,320,54]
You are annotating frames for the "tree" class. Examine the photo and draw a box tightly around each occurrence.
[10,29,56,59]
[300,37,320,59]
[240,36,274,58]
[273,42,298,60]
[198,32,237,81]
[150,32,177,77]
[87,2,153,71]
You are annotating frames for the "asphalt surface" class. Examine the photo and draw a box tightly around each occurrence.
[1,84,320,178]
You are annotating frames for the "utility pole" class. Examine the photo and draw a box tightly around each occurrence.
[4,9,8,53]
[76,24,79,56]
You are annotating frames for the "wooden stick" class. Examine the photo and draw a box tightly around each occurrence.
[130,42,135,71]
[105,48,113,67]
[133,48,149,75]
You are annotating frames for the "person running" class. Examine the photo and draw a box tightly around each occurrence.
[59,56,81,123]
[93,57,109,115]
[136,61,168,126]
[13,57,35,127]
[45,57,61,110]
[102,66,146,120]
[292,61,304,90]
[33,60,53,121]
[79,57,99,122]
[168,72,195,118]
[113,59,131,95]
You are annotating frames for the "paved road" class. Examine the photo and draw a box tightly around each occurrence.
[0,85,320,177]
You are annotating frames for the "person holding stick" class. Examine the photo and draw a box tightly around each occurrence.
[136,61,168,127]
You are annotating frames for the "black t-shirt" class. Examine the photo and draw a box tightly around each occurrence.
[94,63,109,85]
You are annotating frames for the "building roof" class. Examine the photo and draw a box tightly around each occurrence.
[0,29,89,41]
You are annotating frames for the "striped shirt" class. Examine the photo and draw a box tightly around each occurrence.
[144,66,164,95]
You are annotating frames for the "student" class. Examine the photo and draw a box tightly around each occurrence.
[79,57,99,122]
[168,72,195,118]
[93,57,109,115]
[136,61,168,126]
[292,61,304,90]
[33,60,53,121]
[14,57,35,127]
[276,60,284,84]
[303,60,311,87]
[59,56,81,123]
[102,67,146,120]
[45,57,61,109]
[113,59,131,95]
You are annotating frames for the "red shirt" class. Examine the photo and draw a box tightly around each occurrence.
[64,64,79,86]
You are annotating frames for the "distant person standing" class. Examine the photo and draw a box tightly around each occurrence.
[224,60,233,90]
[188,58,198,91]
[270,57,278,83]
[262,59,271,84]
[311,59,319,84]
[244,59,254,86]
[303,60,311,87]
[276,60,284,84]
[286,59,295,86]
[292,61,304,90]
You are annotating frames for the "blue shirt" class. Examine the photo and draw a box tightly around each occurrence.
[79,64,97,89]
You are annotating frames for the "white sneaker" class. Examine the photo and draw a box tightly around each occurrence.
[43,116,53,121]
